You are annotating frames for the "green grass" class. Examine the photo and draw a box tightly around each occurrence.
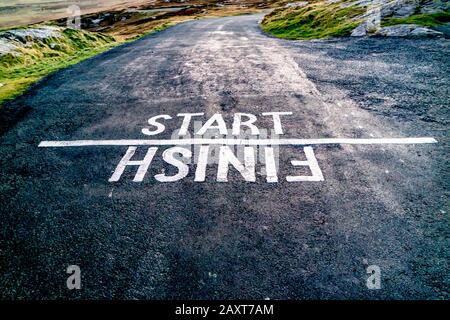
[261,1,366,39]
[0,20,184,106]
[382,11,450,28]
[0,27,118,105]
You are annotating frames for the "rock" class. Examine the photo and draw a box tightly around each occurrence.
[0,26,64,57]
[350,0,449,38]
[314,0,449,39]
[375,24,444,37]
[351,5,381,37]
[375,24,415,37]
[432,22,450,38]
[0,38,21,57]
[2,26,61,44]
[342,0,374,8]
[410,26,444,37]
[285,1,309,8]
[420,0,450,14]
[49,43,60,50]
[393,4,416,18]
[351,24,368,36]
[91,18,103,26]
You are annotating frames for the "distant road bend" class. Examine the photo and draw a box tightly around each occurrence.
[0,14,448,299]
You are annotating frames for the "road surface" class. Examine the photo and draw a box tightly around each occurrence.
[0,14,448,299]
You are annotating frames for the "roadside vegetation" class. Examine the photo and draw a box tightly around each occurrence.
[261,1,366,39]
[381,11,450,27]
[0,2,267,106]
[0,27,119,105]
[261,0,450,39]
[0,22,174,105]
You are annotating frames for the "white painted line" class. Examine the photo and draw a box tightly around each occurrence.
[38,137,438,147]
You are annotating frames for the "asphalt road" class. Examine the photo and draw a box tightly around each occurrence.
[0,14,448,299]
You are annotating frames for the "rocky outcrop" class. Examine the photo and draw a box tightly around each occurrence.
[0,26,62,57]
[285,1,309,8]
[350,0,449,37]
[1,26,61,43]
[0,39,19,56]
[374,23,444,37]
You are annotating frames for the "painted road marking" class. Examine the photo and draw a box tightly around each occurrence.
[39,137,437,147]
[37,112,438,183]
[104,145,321,183]
[38,137,437,183]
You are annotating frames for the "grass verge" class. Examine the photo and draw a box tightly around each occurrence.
[0,4,263,106]
[381,11,450,28]
[0,27,120,105]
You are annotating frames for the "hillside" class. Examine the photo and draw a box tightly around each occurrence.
[261,0,450,39]
[0,26,117,105]
[0,1,270,105]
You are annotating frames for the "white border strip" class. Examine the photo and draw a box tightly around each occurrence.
[39,137,438,147]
